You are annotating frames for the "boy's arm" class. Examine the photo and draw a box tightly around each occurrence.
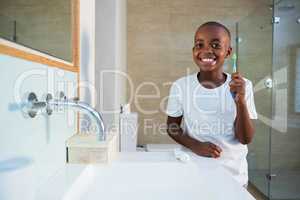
[167,116,222,158]
[230,73,255,144]
[234,101,255,144]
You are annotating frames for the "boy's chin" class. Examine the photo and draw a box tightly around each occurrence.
[198,64,219,72]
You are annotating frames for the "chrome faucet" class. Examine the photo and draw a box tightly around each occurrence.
[26,92,106,141]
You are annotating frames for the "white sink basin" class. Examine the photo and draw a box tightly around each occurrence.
[36,152,255,200]
[0,157,35,200]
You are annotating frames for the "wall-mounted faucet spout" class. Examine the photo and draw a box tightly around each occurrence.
[27,92,106,141]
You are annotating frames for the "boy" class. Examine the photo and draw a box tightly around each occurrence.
[166,21,257,187]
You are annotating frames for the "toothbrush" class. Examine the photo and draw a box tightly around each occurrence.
[232,53,237,73]
[231,53,237,99]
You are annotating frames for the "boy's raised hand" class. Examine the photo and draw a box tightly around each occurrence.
[229,72,246,104]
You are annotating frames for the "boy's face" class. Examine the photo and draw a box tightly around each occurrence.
[193,25,232,72]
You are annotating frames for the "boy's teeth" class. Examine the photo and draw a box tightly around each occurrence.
[203,58,213,62]
[201,58,216,64]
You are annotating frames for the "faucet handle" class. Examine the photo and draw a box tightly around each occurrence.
[58,91,79,102]
[59,91,67,100]
[46,93,53,115]
[27,92,38,118]
[46,93,52,102]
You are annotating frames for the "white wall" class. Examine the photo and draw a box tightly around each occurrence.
[80,0,96,107]
[80,0,127,130]
[115,0,128,115]
[0,54,77,188]
[95,0,117,128]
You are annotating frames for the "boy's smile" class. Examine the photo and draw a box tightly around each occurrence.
[193,25,232,72]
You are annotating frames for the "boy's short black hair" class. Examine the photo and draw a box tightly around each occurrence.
[196,21,231,40]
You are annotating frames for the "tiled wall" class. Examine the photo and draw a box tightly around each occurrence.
[0,54,77,187]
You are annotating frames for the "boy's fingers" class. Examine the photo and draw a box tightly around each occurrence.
[230,80,245,88]
[212,150,220,158]
[215,146,222,153]
[232,78,245,84]
[230,82,243,87]
[232,72,239,76]
[230,79,244,85]
[231,73,240,79]
[230,84,244,92]
[209,143,222,153]
[232,71,242,76]
[232,77,244,83]
[231,87,245,94]
[208,149,219,158]
[232,73,244,80]
[230,83,245,89]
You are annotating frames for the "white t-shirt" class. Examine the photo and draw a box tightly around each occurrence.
[166,72,257,186]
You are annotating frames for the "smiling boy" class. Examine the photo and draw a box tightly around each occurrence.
[166,21,257,187]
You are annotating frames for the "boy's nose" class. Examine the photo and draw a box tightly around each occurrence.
[203,45,213,53]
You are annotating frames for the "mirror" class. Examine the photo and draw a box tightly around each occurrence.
[0,0,73,62]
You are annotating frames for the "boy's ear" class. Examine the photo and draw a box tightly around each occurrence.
[225,47,233,58]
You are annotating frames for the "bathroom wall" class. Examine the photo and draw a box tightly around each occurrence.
[0,52,77,187]
[127,0,270,145]
[95,0,127,129]
[78,0,127,134]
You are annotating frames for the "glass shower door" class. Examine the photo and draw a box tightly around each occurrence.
[237,4,273,197]
[270,0,300,199]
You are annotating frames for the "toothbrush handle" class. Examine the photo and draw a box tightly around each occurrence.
[231,91,236,99]
[231,54,238,99]
[232,63,237,73]
[231,70,237,99]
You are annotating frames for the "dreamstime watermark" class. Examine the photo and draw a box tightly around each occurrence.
[12,66,288,135]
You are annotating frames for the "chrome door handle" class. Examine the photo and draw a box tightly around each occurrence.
[264,78,273,89]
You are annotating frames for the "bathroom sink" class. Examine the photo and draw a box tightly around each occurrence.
[36,152,255,200]
[0,157,35,200]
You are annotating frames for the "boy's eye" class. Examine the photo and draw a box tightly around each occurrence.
[211,43,221,49]
[194,43,204,49]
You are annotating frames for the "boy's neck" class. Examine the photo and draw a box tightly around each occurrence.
[197,70,226,89]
